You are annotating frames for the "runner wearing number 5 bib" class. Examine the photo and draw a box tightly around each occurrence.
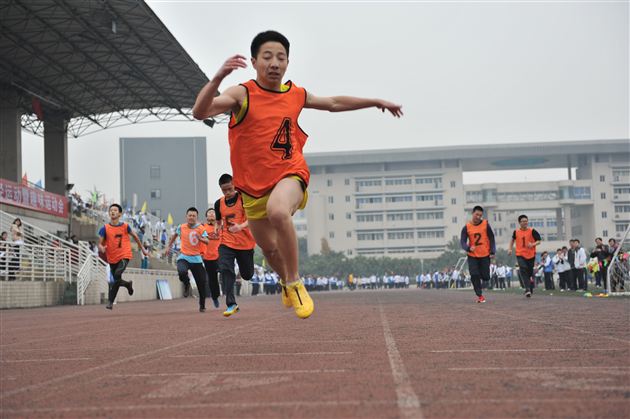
[192,30,403,319]
[460,205,496,304]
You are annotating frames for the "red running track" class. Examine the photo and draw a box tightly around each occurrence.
[1,289,629,418]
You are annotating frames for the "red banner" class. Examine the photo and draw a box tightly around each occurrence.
[0,178,68,218]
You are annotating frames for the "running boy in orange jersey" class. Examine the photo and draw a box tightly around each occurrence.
[98,203,148,310]
[508,214,542,298]
[202,208,221,309]
[214,174,256,317]
[192,30,403,319]
[460,205,496,303]
[165,207,210,312]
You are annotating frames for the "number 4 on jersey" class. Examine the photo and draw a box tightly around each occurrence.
[270,117,293,160]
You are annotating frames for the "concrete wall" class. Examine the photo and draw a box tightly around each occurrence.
[0,280,65,308]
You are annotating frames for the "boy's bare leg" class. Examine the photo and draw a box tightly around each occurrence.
[264,178,303,283]
[248,218,286,279]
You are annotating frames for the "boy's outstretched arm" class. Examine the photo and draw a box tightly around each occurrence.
[192,55,247,120]
[304,93,403,117]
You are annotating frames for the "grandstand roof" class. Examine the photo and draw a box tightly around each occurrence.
[0,0,212,137]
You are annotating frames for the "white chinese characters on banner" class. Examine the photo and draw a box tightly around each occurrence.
[0,178,68,218]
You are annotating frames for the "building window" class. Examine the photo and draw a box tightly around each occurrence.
[150,189,161,199]
[603,230,608,237]
[602,211,607,219]
[328,196,334,204]
[327,179,333,187]
[150,209,161,218]
[345,178,350,185]
[347,231,352,238]
[329,213,335,220]
[601,192,606,199]
[346,213,352,219]
[149,165,160,179]
[452,216,457,223]
[600,175,605,182]
[451,198,457,205]
[450,181,456,188]
[329,231,335,239]
[345,195,351,202]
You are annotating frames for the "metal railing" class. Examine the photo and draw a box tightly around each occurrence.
[0,241,71,282]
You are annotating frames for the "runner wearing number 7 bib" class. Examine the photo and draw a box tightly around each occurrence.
[460,205,496,304]
[192,30,403,319]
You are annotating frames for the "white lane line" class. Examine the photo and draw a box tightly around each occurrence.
[171,351,352,358]
[431,348,623,353]
[2,358,92,363]
[0,314,283,399]
[449,366,630,371]
[475,306,630,345]
[112,369,347,377]
[432,398,630,405]
[379,303,423,419]
[0,399,398,414]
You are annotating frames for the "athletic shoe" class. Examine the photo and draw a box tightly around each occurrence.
[212,298,220,308]
[199,307,206,313]
[285,280,314,319]
[127,281,134,296]
[223,304,239,317]
[525,291,532,298]
[105,303,113,310]
[183,282,190,298]
[560,289,565,292]
[279,280,292,308]
[477,295,486,304]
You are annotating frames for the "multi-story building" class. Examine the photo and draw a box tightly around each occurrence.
[301,139,629,258]
[120,137,207,221]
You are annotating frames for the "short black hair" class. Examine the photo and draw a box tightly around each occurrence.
[109,203,123,213]
[596,237,602,241]
[472,205,484,213]
[518,214,528,222]
[575,239,580,244]
[556,248,562,252]
[609,238,617,244]
[206,208,215,216]
[186,207,198,214]
[219,173,233,186]
[251,30,290,58]
[562,246,568,250]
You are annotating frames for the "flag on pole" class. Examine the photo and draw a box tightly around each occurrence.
[167,213,174,225]
[21,173,28,186]
[140,201,147,213]
[35,179,43,188]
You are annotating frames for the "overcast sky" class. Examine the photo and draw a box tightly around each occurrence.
[21,0,629,202]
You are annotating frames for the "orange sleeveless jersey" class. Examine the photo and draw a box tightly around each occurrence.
[202,223,221,260]
[228,80,309,198]
[466,220,490,258]
[514,228,536,259]
[179,224,206,257]
[219,194,255,250]
[104,223,133,264]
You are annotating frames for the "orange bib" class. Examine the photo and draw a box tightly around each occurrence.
[228,80,309,197]
[466,220,490,258]
[202,223,221,260]
[179,224,205,257]
[515,228,536,259]
[219,194,255,250]
[104,223,133,264]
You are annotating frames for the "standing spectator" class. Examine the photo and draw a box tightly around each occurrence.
[554,247,571,291]
[574,239,588,291]
[0,231,9,274]
[567,240,578,291]
[541,251,555,290]
[496,264,506,290]
[590,238,609,288]
[9,218,24,280]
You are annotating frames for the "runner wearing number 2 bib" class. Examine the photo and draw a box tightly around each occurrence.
[460,205,496,304]
[192,30,403,319]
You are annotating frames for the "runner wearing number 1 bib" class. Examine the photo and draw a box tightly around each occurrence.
[192,30,403,319]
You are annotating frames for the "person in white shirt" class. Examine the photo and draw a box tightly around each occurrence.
[573,239,588,291]
[553,247,571,291]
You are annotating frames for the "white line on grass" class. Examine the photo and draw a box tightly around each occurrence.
[379,302,423,419]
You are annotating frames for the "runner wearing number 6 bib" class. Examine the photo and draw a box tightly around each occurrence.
[460,205,496,304]
[192,30,402,319]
